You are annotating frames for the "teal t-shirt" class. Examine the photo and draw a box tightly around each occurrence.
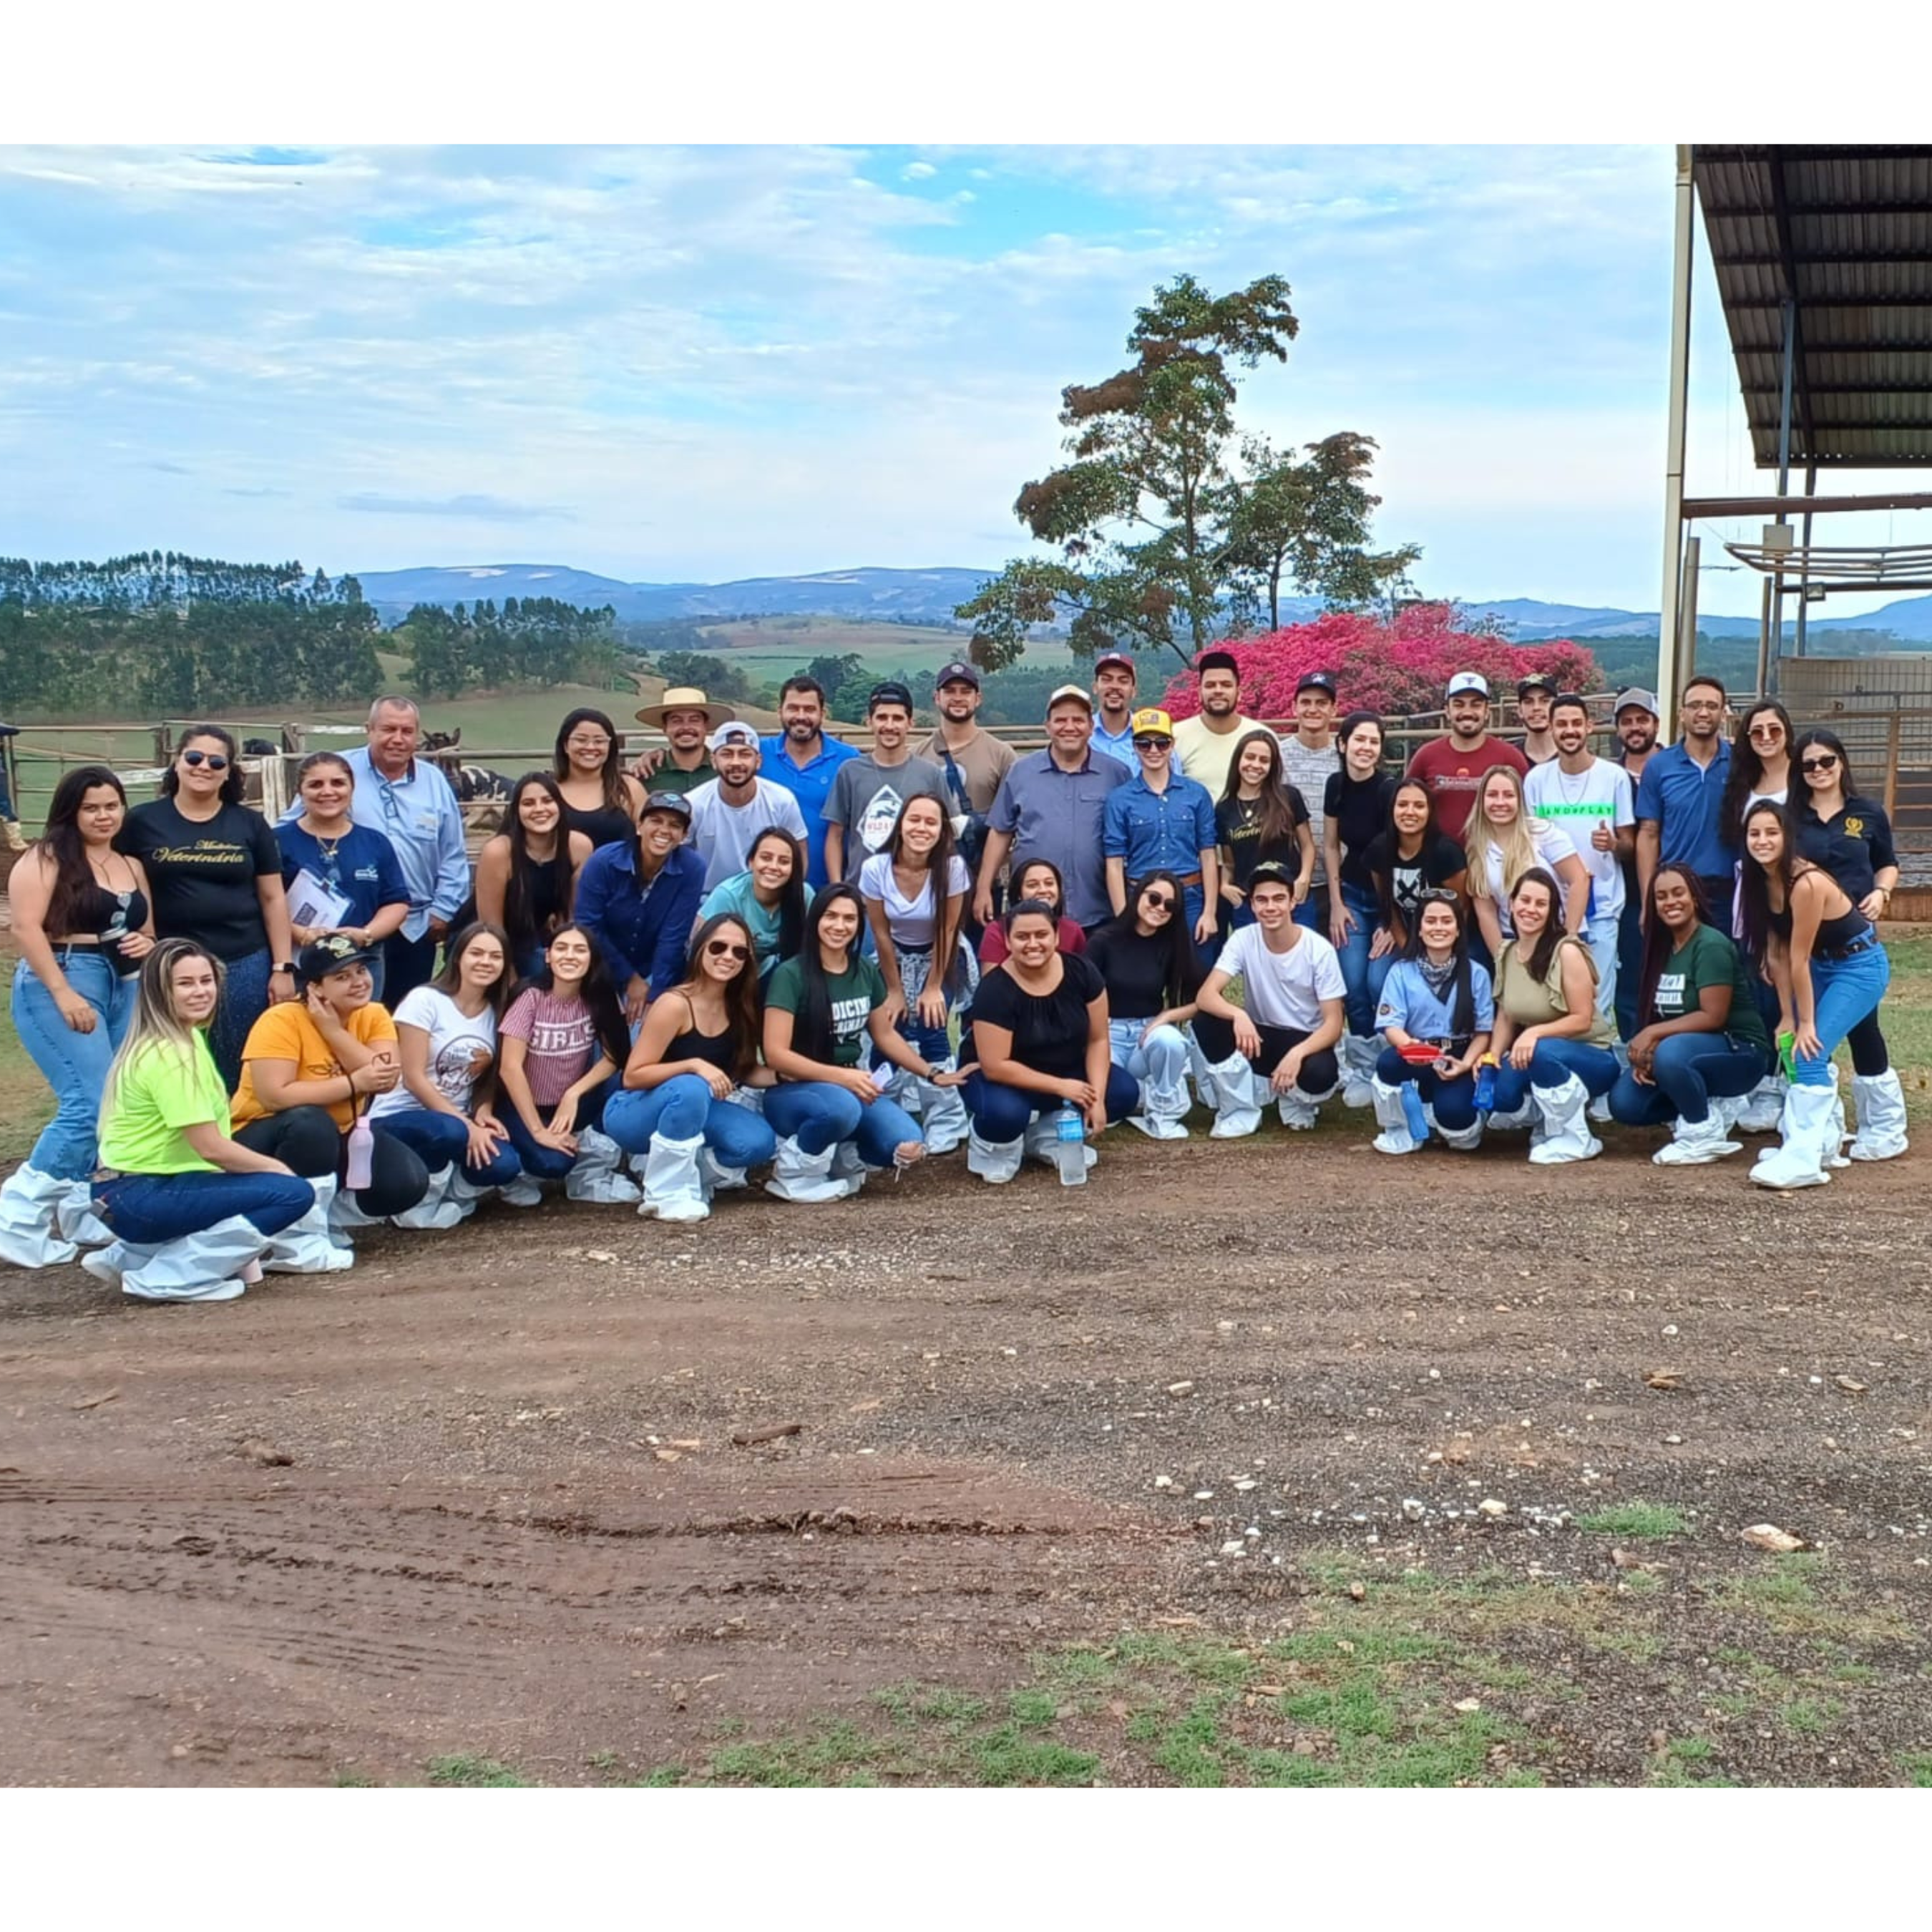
[765,952,886,1069]
[698,872,815,970]
[1652,922,1770,1051]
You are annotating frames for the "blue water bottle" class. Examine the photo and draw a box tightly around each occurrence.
[1473,1054,1498,1113]
[1400,1081,1430,1143]
[1055,1103,1088,1187]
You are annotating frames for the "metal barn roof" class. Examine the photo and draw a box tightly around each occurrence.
[1694,145,1932,469]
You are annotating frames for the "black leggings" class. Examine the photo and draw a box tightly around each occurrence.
[1193,1013,1340,1096]
[234,1106,431,1219]
[1845,1010,1890,1077]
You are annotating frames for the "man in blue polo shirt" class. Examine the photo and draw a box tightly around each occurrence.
[1636,673,1737,931]
[758,674,857,890]
[1103,707,1221,947]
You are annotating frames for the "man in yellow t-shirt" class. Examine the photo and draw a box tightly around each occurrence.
[1170,649,1263,803]
[228,933,429,1219]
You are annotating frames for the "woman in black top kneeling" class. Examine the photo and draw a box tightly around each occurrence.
[1086,869,1202,1141]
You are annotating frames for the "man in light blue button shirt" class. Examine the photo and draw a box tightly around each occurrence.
[280,696,469,1001]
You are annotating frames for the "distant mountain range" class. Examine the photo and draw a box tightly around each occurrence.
[346,563,1932,645]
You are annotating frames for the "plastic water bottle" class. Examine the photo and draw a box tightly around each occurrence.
[1055,1103,1088,1187]
[1473,1055,1498,1112]
[1400,1082,1430,1143]
[345,1113,374,1191]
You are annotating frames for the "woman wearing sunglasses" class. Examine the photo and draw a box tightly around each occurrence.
[606,914,778,1221]
[1086,869,1203,1138]
[119,725,296,1088]
[1790,733,1907,1161]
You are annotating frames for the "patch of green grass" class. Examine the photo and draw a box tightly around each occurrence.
[709,1720,884,1787]
[1780,1697,1842,1736]
[331,1770,379,1787]
[0,1023,54,1163]
[425,1754,532,1788]
[1901,1753,1932,1789]
[1707,1693,1753,1717]
[1668,1736,1715,1762]
[1576,1501,1689,1539]
[970,1727,1100,1787]
[630,1766,683,1788]
[1007,1689,1059,1729]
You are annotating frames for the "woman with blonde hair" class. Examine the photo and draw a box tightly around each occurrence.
[1463,763,1589,967]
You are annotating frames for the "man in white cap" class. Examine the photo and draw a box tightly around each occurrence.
[1405,671,1528,845]
[684,721,809,891]
[630,686,728,796]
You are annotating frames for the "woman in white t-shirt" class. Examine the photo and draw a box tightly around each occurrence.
[369,919,525,1222]
[1463,764,1589,964]
[858,791,976,1154]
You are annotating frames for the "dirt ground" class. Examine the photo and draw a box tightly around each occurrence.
[4,1123,1930,1788]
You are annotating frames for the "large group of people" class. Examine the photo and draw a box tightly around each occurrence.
[0,654,1911,1300]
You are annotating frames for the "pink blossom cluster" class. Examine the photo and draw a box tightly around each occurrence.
[1156,605,1602,721]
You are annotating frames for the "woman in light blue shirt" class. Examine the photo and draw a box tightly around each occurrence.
[696,826,812,981]
[1370,889,1495,1156]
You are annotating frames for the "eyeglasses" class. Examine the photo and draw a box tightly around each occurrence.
[1142,892,1176,909]
[704,940,751,962]
[1800,755,1840,774]
[1132,736,1171,751]
[181,749,230,771]
[1682,701,1724,715]
[1747,722,1785,740]
[565,735,611,751]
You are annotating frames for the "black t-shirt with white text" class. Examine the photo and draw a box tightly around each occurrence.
[119,799,281,961]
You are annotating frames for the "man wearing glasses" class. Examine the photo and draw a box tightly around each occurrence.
[282,696,468,1002]
[1102,708,1221,951]
[1635,675,1736,932]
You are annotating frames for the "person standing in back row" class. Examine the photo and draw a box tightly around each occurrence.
[821,682,944,884]
[1171,650,1262,801]
[629,687,724,796]
[1406,672,1528,844]
[1277,670,1342,932]
[758,675,858,892]
[1103,708,1221,948]
[1610,688,1660,1040]
[1089,650,1150,771]
[1513,673,1560,767]
[683,721,808,892]
[1635,673,1736,933]
[917,660,1016,945]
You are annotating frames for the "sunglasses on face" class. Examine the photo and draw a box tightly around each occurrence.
[1133,737,1171,751]
[181,749,230,771]
[704,940,750,961]
[1747,723,1785,739]
[1142,892,1175,910]
[1800,756,1839,774]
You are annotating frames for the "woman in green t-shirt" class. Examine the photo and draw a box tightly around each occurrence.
[761,884,959,1201]
[1607,864,1774,1165]
[86,940,316,1302]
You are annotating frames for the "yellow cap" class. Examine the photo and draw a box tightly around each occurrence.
[1130,707,1174,738]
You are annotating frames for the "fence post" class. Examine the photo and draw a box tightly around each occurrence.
[1884,710,1902,821]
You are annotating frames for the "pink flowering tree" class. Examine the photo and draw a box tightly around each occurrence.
[1157,604,1600,721]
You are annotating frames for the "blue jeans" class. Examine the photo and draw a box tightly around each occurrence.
[11,952,136,1177]
[377,1104,524,1185]
[209,946,273,1092]
[1374,1045,1478,1130]
[1489,1036,1621,1113]
[504,1078,614,1180]
[1609,1033,1770,1127]
[1292,894,1323,933]
[605,1075,777,1167]
[1331,881,1392,1038]
[94,1170,314,1244]
[763,1079,923,1166]
[1583,912,1620,1019]
[382,927,441,1005]
[1614,894,1644,1041]
[1791,942,1890,1088]
[963,1065,1141,1141]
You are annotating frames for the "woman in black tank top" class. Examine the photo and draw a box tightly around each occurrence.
[604,914,778,1219]
[554,707,645,850]
[472,774,593,980]
[1737,800,1893,1191]
[0,766,160,1267]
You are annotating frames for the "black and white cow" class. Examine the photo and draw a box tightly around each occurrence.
[421,727,513,826]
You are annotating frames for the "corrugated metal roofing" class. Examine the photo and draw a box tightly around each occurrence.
[1695,144,1932,467]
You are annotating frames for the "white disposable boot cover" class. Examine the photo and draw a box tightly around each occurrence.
[914,1059,970,1155]
[264,1173,355,1272]
[1526,1074,1603,1166]
[1369,1077,1418,1156]
[965,1129,1024,1184]
[1848,1071,1909,1163]
[390,1163,469,1231]
[1734,1074,1785,1133]
[1341,1033,1377,1110]
[764,1136,851,1204]
[1749,1081,1838,1191]
[565,1125,643,1204]
[0,1164,81,1269]
[85,1213,265,1303]
[57,1179,114,1250]
[1201,1052,1264,1139]
[640,1132,710,1221]
[1652,1111,1742,1166]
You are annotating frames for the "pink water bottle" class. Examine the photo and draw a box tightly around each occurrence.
[345,1113,374,1191]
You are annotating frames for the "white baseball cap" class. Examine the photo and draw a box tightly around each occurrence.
[1445,671,1491,699]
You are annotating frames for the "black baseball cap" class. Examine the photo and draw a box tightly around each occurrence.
[934,661,981,691]
[1295,670,1338,698]
[640,790,693,822]
[868,680,914,712]
[1516,672,1559,698]
[1247,860,1297,892]
[296,932,380,985]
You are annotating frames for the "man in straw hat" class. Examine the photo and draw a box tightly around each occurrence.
[630,686,735,797]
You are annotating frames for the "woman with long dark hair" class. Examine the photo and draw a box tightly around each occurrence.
[1086,870,1202,1139]
[119,724,296,1088]
[606,913,779,1221]
[0,767,156,1268]
[1720,699,1795,851]
[276,751,409,1001]
[1368,889,1493,1156]
[1319,711,1397,1106]
[859,791,975,1153]
[368,919,525,1224]
[474,772,594,979]
[82,940,314,1303]
[1606,864,1771,1165]
[1216,728,1313,929]
[698,825,811,980]
[1737,800,1892,1189]
[1485,867,1619,1163]
[1790,728,1906,1161]
[495,922,638,1201]
[1362,779,1468,952]
[761,885,942,1200]
[553,707,645,850]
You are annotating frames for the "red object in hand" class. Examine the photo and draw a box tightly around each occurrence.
[1397,1040,1447,1065]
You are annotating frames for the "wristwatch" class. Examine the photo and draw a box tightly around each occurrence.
[273,960,295,974]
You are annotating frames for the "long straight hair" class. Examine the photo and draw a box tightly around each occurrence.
[1463,762,1546,906]
[503,772,579,949]
[1792,727,1860,809]
[519,920,629,1069]
[429,919,517,1019]
[1720,699,1794,847]
[1506,867,1567,985]
[101,938,225,1122]
[37,764,127,939]
[1400,890,1476,1039]
[1737,799,1803,966]
[672,914,763,1081]
[886,790,965,994]
[552,706,630,811]
[747,825,808,962]
[791,884,864,1065]
[1374,778,1443,935]
[1220,728,1301,852]
[1636,864,1714,1027]
[1098,869,1201,1007]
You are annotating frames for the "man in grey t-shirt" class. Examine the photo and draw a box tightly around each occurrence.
[822,680,945,882]
[1277,670,1342,933]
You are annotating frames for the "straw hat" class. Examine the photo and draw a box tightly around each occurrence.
[635,686,738,729]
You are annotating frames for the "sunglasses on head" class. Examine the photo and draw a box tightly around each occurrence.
[704,940,750,961]
[1800,754,1839,773]
[1418,888,1459,907]
[181,748,230,771]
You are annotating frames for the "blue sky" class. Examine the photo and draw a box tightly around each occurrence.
[1,142,1921,618]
